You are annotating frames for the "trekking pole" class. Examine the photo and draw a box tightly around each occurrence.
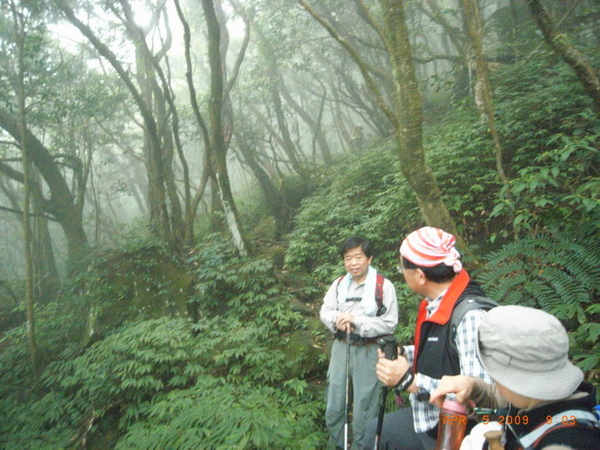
[344,329,351,450]
[374,335,398,450]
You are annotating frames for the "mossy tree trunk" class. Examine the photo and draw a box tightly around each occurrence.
[12,2,38,371]
[526,0,600,116]
[300,0,461,241]
[460,0,509,187]
[202,0,249,257]
[378,0,461,239]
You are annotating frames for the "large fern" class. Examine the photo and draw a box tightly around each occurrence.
[477,234,600,320]
[477,234,600,378]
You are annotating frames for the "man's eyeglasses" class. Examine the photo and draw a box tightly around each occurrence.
[396,264,404,274]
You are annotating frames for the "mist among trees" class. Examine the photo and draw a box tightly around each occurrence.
[0,0,598,447]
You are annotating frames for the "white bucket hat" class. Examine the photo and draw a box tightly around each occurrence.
[476,305,583,401]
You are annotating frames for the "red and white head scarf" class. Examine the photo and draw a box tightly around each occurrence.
[399,227,462,273]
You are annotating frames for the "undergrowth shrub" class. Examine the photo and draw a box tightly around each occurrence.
[189,236,321,380]
[0,318,204,448]
[425,108,503,243]
[116,375,325,449]
[1,235,326,448]
[284,141,420,282]
[488,54,600,239]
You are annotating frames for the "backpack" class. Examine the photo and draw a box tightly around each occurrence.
[518,408,600,449]
[449,295,498,353]
[336,273,386,316]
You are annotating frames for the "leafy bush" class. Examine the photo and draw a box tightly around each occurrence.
[284,141,420,281]
[488,54,600,239]
[116,375,325,449]
[425,105,503,242]
[0,235,326,448]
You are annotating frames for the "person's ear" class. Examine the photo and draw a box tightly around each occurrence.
[415,268,427,285]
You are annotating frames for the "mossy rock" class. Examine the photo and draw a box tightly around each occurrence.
[281,328,327,379]
[83,247,195,344]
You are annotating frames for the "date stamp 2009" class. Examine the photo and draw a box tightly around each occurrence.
[481,414,578,426]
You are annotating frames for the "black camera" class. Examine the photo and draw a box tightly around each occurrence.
[376,335,398,360]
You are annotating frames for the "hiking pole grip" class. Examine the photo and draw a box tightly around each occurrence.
[377,335,398,360]
[374,336,398,450]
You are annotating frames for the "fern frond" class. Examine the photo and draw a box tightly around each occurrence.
[538,267,590,306]
[479,234,599,322]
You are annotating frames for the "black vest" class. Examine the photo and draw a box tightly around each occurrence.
[415,281,485,379]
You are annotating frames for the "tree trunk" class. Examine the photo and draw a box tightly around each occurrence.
[13,4,38,370]
[56,0,177,244]
[460,0,509,186]
[174,0,209,244]
[234,131,292,238]
[300,0,461,240]
[32,190,60,301]
[0,108,89,265]
[280,84,333,164]
[526,0,600,116]
[202,0,249,257]
[379,0,460,238]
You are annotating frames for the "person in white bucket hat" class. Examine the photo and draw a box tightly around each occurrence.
[430,305,600,449]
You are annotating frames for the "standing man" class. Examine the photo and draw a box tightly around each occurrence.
[320,236,399,450]
[363,227,493,449]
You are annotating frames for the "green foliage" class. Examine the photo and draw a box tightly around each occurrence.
[487,55,600,240]
[63,237,193,342]
[1,318,202,447]
[1,232,326,448]
[234,172,317,241]
[188,236,319,382]
[571,303,600,374]
[490,118,599,238]
[477,234,599,318]
[424,103,503,240]
[1,308,324,448]
[476,234,599,376]
[284,141,420,282]
[116,375,325,449]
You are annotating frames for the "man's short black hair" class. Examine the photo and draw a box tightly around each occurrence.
[340,236,374,259]
[401,256,456,283]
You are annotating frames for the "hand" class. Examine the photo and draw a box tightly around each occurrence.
[429,375,477,408]
[376,351,410,387]
[335,313,355,333]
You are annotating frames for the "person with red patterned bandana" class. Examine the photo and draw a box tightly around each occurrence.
[363,227,493,450]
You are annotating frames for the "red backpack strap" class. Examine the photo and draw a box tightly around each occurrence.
[337,273,386,316]
[375,273,385,316]
[336,275,344,289]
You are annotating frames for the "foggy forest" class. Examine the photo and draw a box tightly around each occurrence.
[0,0,598,448]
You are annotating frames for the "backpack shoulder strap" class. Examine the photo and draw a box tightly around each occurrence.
[336,273,387,316]
[519,409,600,449]
[450,295,498,345]
[451,295,498,331]
[375,273,385,316]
